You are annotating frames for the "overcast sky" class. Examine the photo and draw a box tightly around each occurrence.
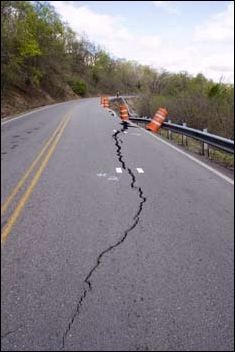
[48,1,234,84]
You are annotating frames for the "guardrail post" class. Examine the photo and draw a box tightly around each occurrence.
[182,123,187,146]
[167,120,172,140]
[203,128,209,156]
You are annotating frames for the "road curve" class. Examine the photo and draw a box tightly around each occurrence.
[1,98,234,351]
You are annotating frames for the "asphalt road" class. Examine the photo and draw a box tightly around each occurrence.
[1,98,234,351]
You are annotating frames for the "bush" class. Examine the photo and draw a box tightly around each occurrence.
[68,80,87,96]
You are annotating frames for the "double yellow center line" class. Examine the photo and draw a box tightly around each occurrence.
[1,112,71,246]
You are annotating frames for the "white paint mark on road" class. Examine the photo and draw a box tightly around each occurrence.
[116,168,123,173]
[97,172,119,181]
[97,173,107,177]
[136,168,144,173]
[107,176,119,181]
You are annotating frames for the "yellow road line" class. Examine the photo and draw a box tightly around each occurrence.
[1,117,67,216]
[1,115,70,246]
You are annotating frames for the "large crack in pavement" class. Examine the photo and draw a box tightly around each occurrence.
[112,121,147,225]
[60,121,146,350]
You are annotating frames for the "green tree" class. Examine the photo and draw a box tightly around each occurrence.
[1,1,42,91]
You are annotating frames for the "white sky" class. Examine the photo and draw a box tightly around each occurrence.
[49,1,234,84]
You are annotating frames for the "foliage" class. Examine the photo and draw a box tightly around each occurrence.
[68,79,87,96]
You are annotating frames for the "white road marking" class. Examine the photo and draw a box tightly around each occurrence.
[107,176,119,181]
[98,168,145,178]
[97,173,107,177]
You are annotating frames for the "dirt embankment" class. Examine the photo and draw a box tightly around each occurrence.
[1,85,77,119]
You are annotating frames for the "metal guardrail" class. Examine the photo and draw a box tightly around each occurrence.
[110,96,234,155]
[129,117,234,154]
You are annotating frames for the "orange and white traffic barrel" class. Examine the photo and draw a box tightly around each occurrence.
[146,107,168,133]
[103,96,109,108]
[101,96,109,108]
[120,104,129,121]
[100,96,105,106]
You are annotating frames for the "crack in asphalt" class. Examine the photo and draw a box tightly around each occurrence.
[60,121,146,350]
[1,325,24,338]
[112,121,147,224]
